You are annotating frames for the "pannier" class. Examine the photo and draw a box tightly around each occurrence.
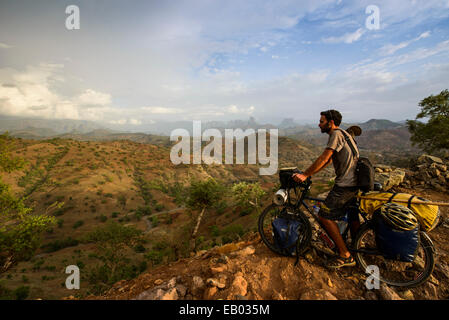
[272,211,303,256]
[373,203,420,262]
[359,191,440,232]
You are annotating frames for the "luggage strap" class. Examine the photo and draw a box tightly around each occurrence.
[336,128,359,159]
[388,193,398,203]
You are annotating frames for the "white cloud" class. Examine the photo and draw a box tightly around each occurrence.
[0,64,115,121]
[379,31,431,56]
[129,118,142,125]
[322,28,365,44]
[141,106,183,114]
[0,42,12,49]
[227,105,255,114]
[77,89,112,106]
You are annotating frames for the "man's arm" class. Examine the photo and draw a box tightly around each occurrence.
[293,148,334,182]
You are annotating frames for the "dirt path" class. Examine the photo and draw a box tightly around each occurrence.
[143,207,185,234]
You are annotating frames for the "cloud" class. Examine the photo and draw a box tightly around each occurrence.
[0,64,114,121]
[227,105,255,114]
[141,106,183,114]
[322,28,365,44]
[379,31,431,56]
[77,89,112,106]
[0,42,12,49]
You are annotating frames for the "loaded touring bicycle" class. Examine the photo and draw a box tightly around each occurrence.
[258,167,442,288]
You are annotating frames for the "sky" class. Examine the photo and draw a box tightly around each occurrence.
[0,0,449,130]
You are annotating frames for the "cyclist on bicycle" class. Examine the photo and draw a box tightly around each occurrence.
[293,109,359,269]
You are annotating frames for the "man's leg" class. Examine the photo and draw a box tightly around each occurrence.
[318,216,351,258]
[318,185,358,268]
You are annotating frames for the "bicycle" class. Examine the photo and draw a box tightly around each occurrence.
[258,174,436,288]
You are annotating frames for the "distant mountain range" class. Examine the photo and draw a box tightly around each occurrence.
[0,115,417,153]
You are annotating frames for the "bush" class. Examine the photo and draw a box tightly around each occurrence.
[73,220,84,229]
[41,237,79,253]
[14,286,30,300]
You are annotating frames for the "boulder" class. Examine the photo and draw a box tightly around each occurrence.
[375,169,406,191]
[378,284,402,300]
[417,154,443,165]
[300,289,338,300]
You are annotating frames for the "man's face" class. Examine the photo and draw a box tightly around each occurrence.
[319,115,332,133]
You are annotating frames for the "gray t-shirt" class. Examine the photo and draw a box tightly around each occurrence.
[326,129,359,187]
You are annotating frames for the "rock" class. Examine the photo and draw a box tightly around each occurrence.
[375,169,406,191]
[155,289,166,300]
[154,279,163,285]
[417,155,443,165]
[300,289,338,300]
[233,246,255,257]
[230,275,248,297]
[167,277,177,289]
[216,255,229,264]
[271,291,285,300]
[207,278,226,289]
[364,291,378,300]
[327,278,333,288]
[378,284,403,300]
[210,265,227,274]
[175,284,187,298]
[203,287,217,300]
[161,288,178,300]
[398,290,414,300]
[191,276,205,295]
[422,282,438,298]
[375,168,384,173]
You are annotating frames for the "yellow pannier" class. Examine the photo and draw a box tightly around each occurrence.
[358,191,440,232]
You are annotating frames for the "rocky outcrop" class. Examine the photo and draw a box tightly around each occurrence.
[374,165,406,191]
[400,154,449,192]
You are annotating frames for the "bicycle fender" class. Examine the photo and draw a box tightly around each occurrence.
[420,231,436,254]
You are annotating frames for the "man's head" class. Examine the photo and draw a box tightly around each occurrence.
[319,109,342,134]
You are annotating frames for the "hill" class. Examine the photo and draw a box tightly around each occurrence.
[88,184,449,301]
[0,134,334,299]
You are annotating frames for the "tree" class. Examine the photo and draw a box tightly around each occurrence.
[231,182,266,215]
[85,221,143,294]
[186,178,223,238]
[407,89,449,154]
[0,133,55,272]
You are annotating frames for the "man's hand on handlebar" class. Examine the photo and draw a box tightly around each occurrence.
[292,173,308,183]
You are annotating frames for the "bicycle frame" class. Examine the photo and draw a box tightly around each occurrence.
[283,178,372,255]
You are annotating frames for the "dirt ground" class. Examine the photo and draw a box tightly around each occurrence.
[85,186,449,301]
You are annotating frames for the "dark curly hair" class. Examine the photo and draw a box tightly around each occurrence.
[320,109,342,126]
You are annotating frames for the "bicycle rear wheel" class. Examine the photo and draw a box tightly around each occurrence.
[258,203,312,257]
[353,222,435,288]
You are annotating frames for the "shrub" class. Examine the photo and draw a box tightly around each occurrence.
[73,220,84,229]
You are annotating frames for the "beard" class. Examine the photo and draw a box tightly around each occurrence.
[320,123,331,133]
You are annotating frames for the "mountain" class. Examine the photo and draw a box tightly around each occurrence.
[0,115,104,134]
[355,119,403,131]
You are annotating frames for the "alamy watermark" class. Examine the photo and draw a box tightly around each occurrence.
[365,5,380,30]
[65,265,80,290]
[365,264,380,290]
[66,5,80,30]
[170,121,278,175]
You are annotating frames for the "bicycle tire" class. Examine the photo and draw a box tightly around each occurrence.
[353,222,435,288]
[258,203,312,257]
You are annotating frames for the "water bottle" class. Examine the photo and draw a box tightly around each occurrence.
[337,214,349,234]
[312,205,320,216]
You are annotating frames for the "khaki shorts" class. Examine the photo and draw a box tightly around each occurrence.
[318,185,359,221]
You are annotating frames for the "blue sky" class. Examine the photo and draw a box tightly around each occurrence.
[0,0,448,130]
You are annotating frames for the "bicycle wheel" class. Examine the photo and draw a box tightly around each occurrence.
[353,222,435,288]
[258,203,312,257]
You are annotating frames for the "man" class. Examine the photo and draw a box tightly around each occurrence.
[293,110,359,269]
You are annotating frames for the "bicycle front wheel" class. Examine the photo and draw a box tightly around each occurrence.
[353,222,435,288]
[258,203,312,257]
